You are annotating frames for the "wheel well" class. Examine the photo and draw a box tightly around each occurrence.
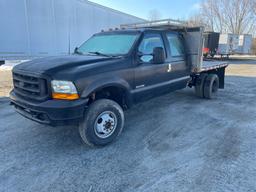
[88,86,129,109]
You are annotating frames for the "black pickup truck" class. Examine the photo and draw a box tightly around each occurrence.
[10,21,228,146]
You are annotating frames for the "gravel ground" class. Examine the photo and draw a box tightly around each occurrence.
[0,69,13,97]
[0,61,256,192]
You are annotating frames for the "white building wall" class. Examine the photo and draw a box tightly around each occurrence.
[0,0,145,60]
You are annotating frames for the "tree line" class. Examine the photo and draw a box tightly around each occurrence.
[147,0,256,53]
[189,0,256,35]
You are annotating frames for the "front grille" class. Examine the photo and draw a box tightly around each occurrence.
[13,72,48,101]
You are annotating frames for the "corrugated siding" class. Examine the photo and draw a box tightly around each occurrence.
[0,0,144,59]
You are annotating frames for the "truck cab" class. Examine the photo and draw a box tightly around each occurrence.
[10,20,228,146]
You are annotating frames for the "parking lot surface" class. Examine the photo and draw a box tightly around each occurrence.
[0,60,256,192]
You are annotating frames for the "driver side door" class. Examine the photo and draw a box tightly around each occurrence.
[132,32,171,102]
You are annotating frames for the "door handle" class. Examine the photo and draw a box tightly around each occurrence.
[167,64,172,72]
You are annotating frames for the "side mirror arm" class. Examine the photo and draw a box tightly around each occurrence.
[74,47,79,54]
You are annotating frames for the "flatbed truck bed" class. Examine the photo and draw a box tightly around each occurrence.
[201,61,228,72]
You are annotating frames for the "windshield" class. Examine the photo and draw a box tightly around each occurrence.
[77,33,139,56]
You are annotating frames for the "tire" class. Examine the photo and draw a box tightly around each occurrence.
[203,74,219,99]
[195,73,208,98]
[79,99,124,147]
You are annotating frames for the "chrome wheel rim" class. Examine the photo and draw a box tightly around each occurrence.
[94,111,117,139]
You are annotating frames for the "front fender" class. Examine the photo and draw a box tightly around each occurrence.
[80,77,132,99]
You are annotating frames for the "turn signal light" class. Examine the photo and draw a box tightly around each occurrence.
[52,93,79,100]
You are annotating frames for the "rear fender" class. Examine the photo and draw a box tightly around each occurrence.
[216,67,226,89]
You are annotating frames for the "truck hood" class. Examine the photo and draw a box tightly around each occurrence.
[13,55,116,75]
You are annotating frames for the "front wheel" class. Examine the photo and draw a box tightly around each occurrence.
[79,99,124,147]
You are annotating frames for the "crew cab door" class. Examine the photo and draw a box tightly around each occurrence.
[164,32,190,84]
[133,32,171,102]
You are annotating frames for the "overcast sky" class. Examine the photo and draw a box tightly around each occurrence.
[89,0,201,20]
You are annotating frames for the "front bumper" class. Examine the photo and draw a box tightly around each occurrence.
[10,91,88,126]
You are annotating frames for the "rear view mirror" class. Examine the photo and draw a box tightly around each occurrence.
[153,47,165,64]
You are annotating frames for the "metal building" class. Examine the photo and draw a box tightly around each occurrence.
[0,0,144,60]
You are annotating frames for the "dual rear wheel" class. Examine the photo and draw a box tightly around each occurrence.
[195,73,219,99]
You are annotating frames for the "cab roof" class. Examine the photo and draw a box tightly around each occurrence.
[96,28,182,35]
[96,19,203,35]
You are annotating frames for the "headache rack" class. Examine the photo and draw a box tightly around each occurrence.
[120,19,194,30]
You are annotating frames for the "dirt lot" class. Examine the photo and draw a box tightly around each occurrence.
[0,58,256,192]
[0,68,13,97]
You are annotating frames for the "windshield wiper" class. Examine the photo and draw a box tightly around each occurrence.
[88,51,116,58]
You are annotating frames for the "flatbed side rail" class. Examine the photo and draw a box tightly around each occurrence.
[200,63,229,72]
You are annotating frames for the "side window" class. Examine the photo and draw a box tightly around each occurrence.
[138,33,165,63]
[167,33,185,57]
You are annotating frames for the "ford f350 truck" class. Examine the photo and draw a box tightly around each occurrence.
[10,20,228,146]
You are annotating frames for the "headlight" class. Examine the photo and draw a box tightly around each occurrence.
[51,80,79,100]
